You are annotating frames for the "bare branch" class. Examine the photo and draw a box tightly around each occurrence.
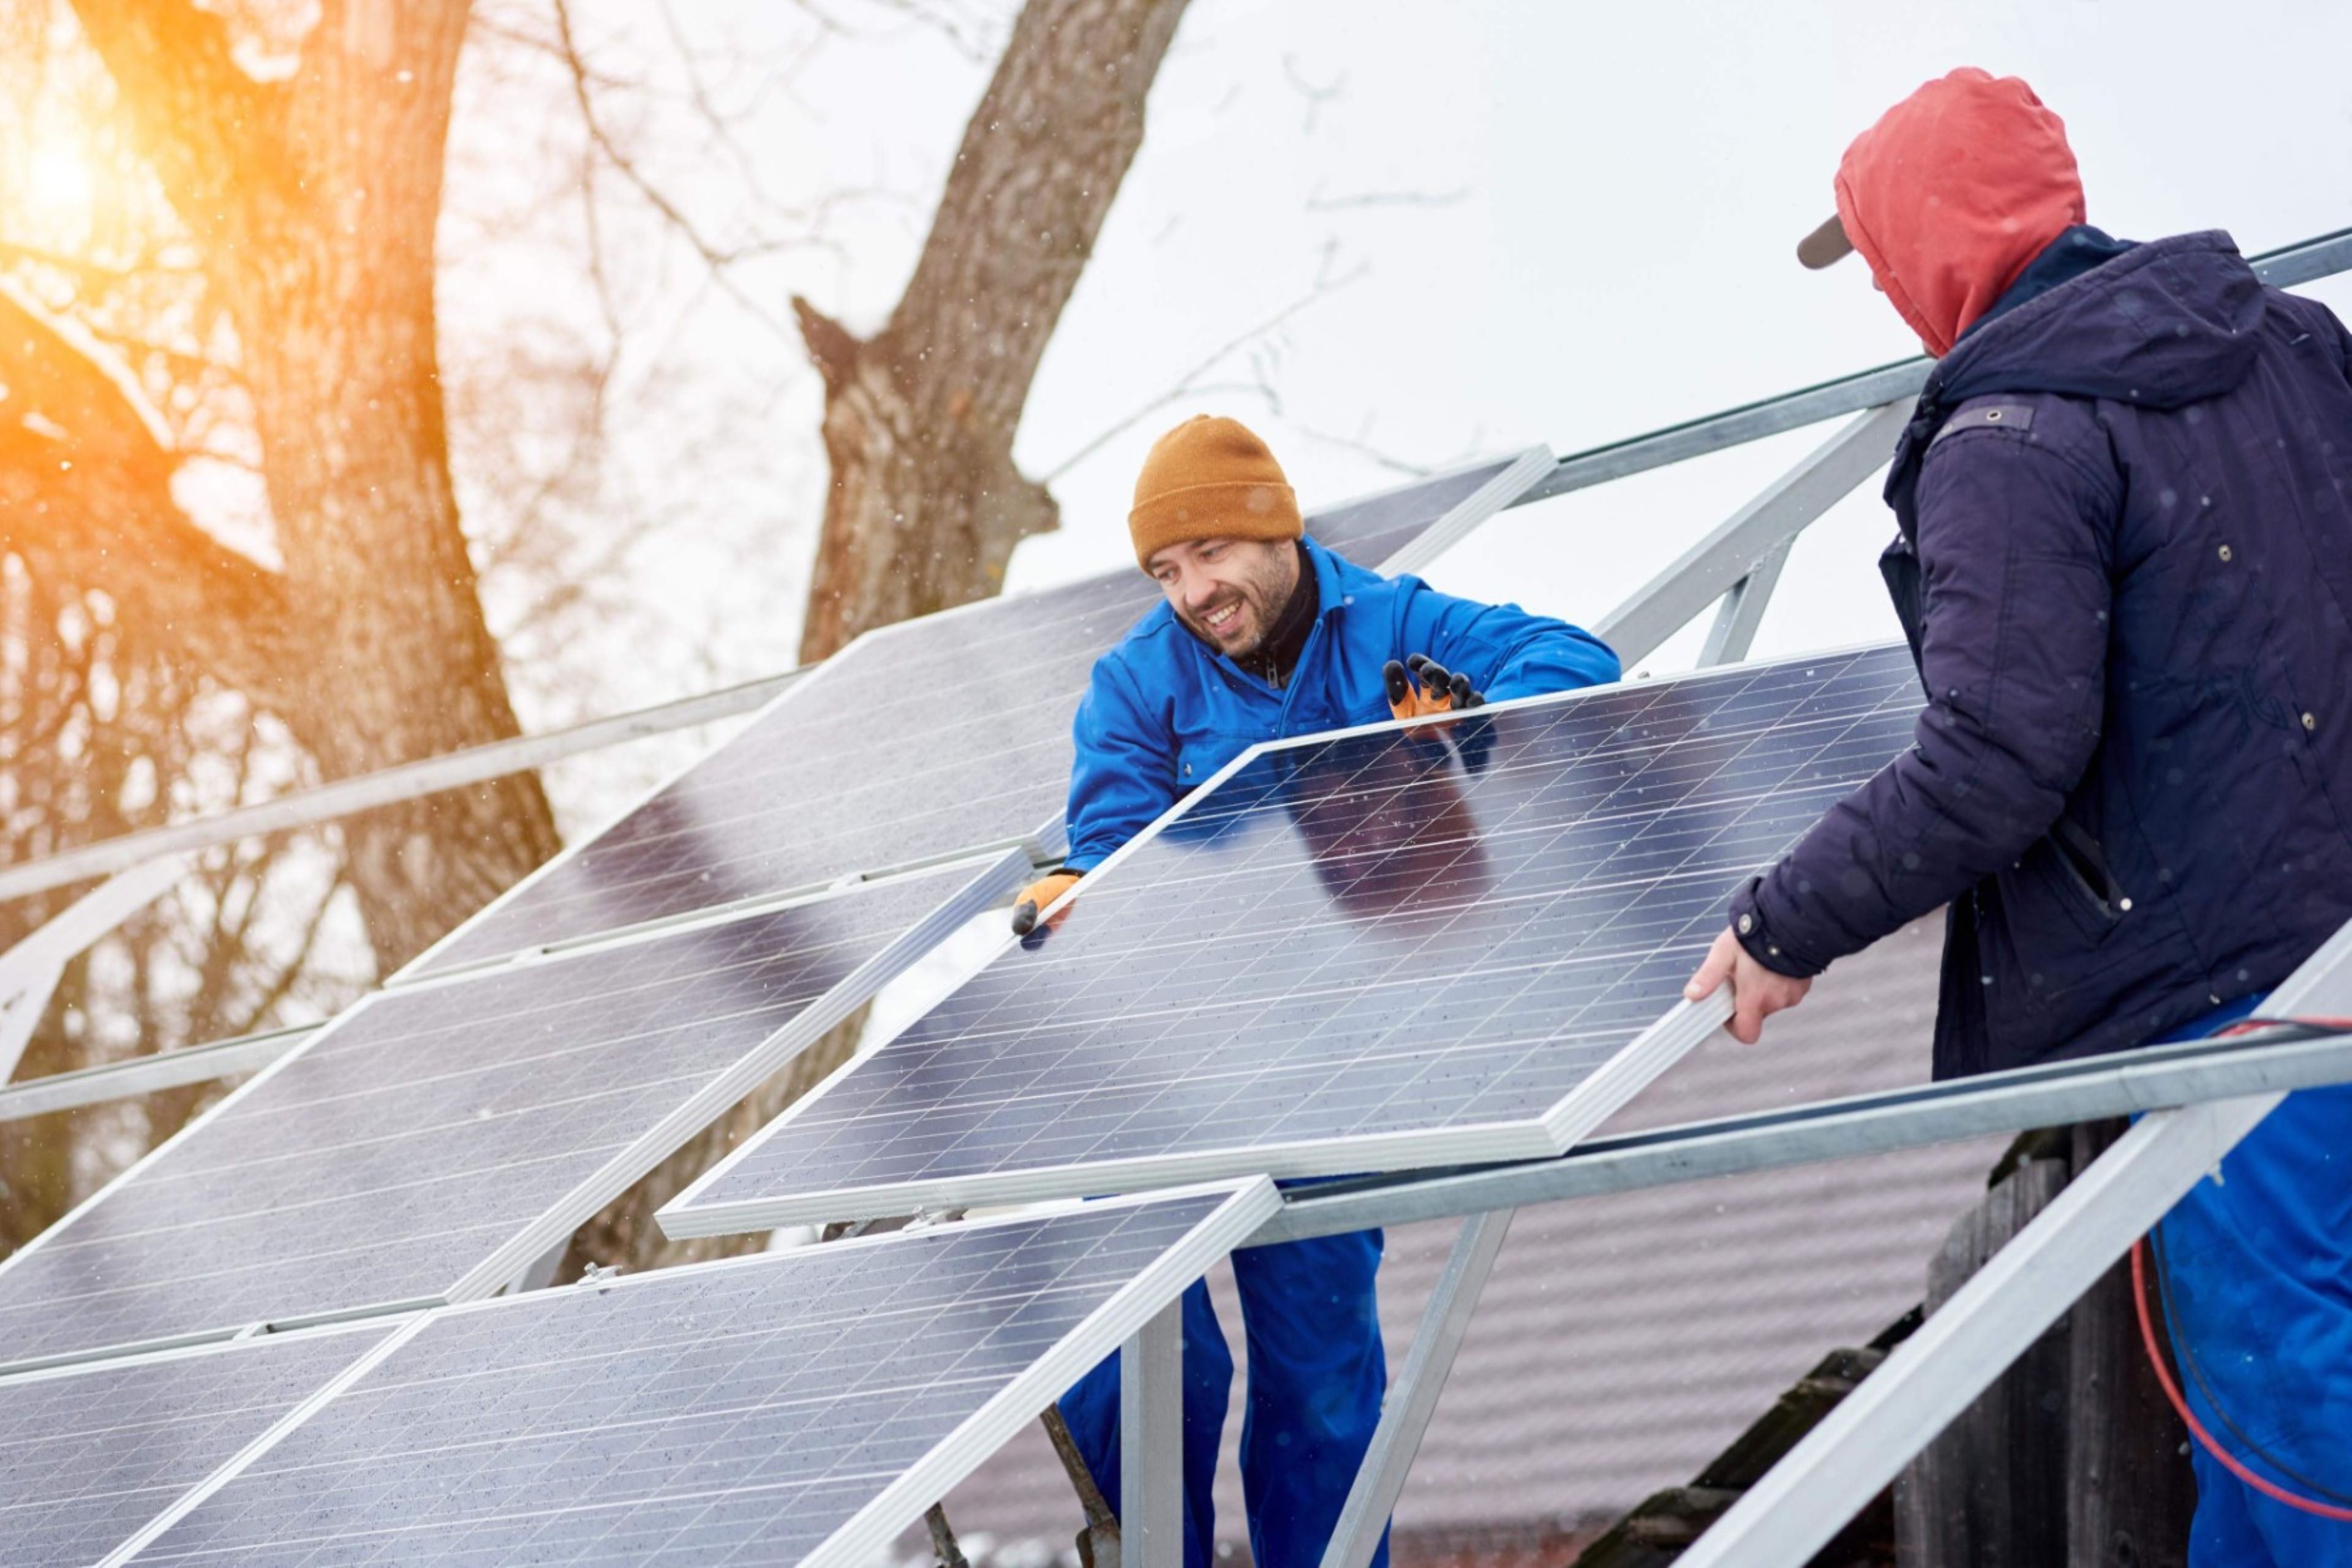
[548,0,801,346]
[66,1,288,247]
[1305,186,1472,213]
[1038,262,1366,485]
[1281,53,1345,134]
[0,284,296,699]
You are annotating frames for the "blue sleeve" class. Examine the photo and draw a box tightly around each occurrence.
[1394,580,1622,699]
[1733,428,2118,976]
[1061,654,1179,873]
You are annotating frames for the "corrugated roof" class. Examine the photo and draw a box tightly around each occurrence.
[918,916,2000,1560]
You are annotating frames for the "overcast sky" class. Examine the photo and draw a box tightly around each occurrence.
[467,0,2352,819]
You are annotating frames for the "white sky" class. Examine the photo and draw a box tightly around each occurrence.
[455,0,2352,821]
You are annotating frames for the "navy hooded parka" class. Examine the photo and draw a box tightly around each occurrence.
[1732,229,2352,1079]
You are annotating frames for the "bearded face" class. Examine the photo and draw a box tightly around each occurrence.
[1147,537,1302,658]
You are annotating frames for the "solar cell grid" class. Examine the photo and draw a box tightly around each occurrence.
[410,455,1536,979]
[661,645,1927,1233]
[0,855,1020,1374]
[0,1323,390,1568]
[126,1184,1276,1568]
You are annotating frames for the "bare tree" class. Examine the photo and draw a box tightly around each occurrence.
[795,0,1193,660]
[1,0,560,973]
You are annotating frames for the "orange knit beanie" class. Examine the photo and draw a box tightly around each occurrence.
[1128,415,1303,567]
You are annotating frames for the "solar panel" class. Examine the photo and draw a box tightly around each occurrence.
[124,1183,1276,1568]
[0,854,1022,1374]
[658,645,1926,1234]
[408,453,1550,980]
[0,1321,393,1568]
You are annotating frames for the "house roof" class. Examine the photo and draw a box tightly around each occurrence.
[914,916,2002,1559]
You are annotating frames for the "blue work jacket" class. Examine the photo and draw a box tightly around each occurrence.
[1061,540,1620,871]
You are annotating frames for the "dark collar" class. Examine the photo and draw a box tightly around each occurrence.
[1959,224,2136,342]
[1237,541,1319,688]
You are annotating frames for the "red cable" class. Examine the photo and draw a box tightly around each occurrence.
[2132,1235,2352,1521]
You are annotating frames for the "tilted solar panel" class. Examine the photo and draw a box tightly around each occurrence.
[123,1184,1275,1568]
[0,1321,393,1568]
[659,645,1926,1234]
[408,452,1550,979]
[0,854,1022,1374]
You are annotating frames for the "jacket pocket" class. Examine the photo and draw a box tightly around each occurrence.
[2041,818,2127,936]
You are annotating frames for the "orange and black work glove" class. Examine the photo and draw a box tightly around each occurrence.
[1384,654,1484,722]
[1011,870,1083,936]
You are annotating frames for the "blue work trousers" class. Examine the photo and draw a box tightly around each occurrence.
[1058,1228,1389,1568]
[2153,1003,2352,1565]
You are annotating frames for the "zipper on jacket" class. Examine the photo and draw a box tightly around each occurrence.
[1273,615,1333,739]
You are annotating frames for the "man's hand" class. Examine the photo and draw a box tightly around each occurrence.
[1385,654,1485,722]
[1684,925,1813,1045]
[1011,870,1083,936]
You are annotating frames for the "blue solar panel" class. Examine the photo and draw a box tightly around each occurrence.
[126,1184,1275,1568]
[660,646,1926,1234]
[410,456,1543,979]
[0,856,1019,1374]
[0,1322,391,1567]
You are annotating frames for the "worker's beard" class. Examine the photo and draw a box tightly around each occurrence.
[1176,548,1299,658]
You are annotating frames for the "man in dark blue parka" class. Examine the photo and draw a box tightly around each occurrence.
[1686,69,2352,1563]
[1032,413,1618,1568]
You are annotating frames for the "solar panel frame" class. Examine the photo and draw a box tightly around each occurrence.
[657,643,1924,1236]
[0,1316,403,1568]
[0,850,1028,1378]
[115,1182,1278,1568]
[397,448,1554,984]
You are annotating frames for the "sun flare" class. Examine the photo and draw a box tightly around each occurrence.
[26,140,96,226]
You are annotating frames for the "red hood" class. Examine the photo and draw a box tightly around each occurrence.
[1834,69,2085,356]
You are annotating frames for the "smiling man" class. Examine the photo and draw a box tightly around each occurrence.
[1030,413,1616,1568]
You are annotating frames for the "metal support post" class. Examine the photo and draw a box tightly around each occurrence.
[1673,1092,2280,1568]
[0,852,191,1082]
[1594,400,1909,670]
[1319,1208,1515,1568]
[1695,540,1791,668]
[1121,1297,1185,1568]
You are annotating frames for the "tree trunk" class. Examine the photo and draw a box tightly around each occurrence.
[796,0,1192,660]
[231,0,557,967]
[64,0,560,971]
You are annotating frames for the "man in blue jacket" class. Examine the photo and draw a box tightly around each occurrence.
[1685,69,2352,1564]
[1033,413,1618,1568]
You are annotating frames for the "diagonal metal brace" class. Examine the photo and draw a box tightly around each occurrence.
[1319,1208,1516,1568]
[0,853,192,1083]
[1671,1091,2279,1567]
